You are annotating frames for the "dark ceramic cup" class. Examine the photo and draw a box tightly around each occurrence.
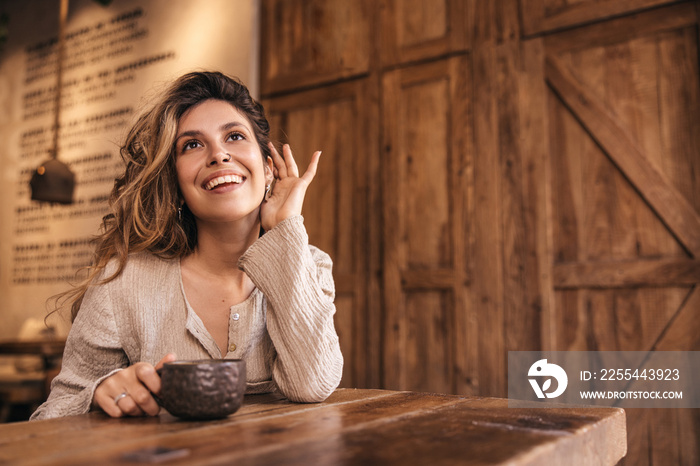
[156,359,246,420]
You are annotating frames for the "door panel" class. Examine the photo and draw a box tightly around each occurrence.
[263,79,380,388]
[542,5,700,464]
[380,0,469,65]
[405,290,454,392]
[382,56,472,393]
[548,85,687,262]
[261,0,373,94]
[521,0,681,35]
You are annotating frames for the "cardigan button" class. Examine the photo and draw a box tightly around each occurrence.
[229,343,237,352]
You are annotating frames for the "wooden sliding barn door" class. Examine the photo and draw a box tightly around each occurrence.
[535,3,700,464]
[263,80,381,389]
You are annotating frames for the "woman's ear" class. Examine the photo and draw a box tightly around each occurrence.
[265,155,274,185]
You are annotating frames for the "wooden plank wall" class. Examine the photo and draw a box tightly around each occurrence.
[260,1,700,464]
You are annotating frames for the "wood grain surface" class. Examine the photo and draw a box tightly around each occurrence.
[260,1,700,464]
[0,389,627,465]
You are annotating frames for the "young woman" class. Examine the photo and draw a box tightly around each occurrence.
[31,71,343,420]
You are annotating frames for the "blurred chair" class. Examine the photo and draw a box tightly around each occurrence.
[0,319,65,422]
[0,368,45,422]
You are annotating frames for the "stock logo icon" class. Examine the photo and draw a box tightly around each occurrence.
[528,359,568,399]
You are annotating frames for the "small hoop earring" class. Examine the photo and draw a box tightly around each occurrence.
[264,184,271,199]
[178,206,183,222]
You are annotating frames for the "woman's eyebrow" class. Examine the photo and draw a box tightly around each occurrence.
[175,129,202,142]
[220,121,249,132]
[175,122,249,142]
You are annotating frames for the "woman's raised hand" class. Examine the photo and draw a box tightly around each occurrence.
[92,353,177,417]
[260,143,321,232]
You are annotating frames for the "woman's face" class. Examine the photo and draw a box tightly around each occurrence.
[175,98,272,226]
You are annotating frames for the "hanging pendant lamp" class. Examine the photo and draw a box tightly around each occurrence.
[29,0,75,204]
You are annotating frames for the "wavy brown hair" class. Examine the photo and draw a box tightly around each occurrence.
[58,71,271,321]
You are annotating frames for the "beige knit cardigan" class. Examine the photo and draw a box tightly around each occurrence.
[31,216,343,420]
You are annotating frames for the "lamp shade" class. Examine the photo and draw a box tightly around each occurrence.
[29,158,75,204]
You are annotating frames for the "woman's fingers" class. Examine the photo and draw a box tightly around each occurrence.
[301,151,322,183]
[130,363,162,416]
[282,144,300,178]
[268,143,287,179]
[149,353,177,398]
[94,384,125,418]
[93,355,176,418]
[112,390,146,417]
[95,376,143,418]
[268,143,321,182]
[154,353,177,370]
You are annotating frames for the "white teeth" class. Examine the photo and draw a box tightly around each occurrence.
[206,175,243,190]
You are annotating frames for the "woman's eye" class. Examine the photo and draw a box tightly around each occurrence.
[181,140,201,152]
[227,132,245,142]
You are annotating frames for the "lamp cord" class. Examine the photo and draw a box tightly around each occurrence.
[52,0,68,160]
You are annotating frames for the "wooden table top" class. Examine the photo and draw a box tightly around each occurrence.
[0,388,626,465]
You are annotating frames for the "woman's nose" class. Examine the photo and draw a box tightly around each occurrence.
[208,150,232,166]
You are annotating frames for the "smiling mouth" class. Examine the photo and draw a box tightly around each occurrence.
[205,175,244,190]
